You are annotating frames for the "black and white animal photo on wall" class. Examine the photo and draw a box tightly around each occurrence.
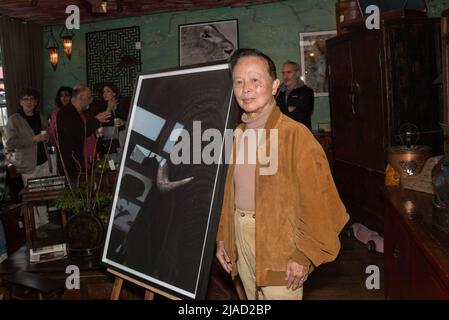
[179,19,239,66]
[101,63,239,299]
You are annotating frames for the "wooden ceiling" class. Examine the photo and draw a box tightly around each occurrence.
[0,0,280,26]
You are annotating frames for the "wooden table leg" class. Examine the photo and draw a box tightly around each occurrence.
[22,205,32,248]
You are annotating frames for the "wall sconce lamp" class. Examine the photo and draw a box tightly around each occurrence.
[60,28,75,60]
[45,29,59,71]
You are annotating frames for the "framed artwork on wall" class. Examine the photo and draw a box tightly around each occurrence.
[101,63,239,299]
[86,26,141,100]
[299,30,337,97]
[179,19,239,66]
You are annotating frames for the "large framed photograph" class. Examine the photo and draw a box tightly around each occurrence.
[101,63,239,299]
[179,19,239,66]
[299,30,337,97]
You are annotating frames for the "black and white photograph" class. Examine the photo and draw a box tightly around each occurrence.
[179,19,239,66]
[101,63,238,299]
[1,0,446,305]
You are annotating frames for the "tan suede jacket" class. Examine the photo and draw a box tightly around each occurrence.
[216,106,349,286]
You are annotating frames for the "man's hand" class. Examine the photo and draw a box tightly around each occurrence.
[285,259,309,290]
[216,240,233,274]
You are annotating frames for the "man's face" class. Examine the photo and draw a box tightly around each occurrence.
[79,88,93,110]
[282,63,300,90]
[232,56,279,116]
[20,95,37,115]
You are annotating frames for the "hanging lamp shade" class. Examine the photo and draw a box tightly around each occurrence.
[48,46,59,71]
[62,35,73,60]
[46,27,59,71]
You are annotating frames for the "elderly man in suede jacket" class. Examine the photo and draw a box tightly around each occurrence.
[216,48,349,300]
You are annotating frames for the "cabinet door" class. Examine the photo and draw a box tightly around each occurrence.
[384,202,411,299]
[411,246,449,299]
[384,20,442,153]
[333,160,384,233]
[328,31,385,171]
[328,39,352,161]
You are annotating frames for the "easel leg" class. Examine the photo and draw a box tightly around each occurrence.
[144,290,154,300]
[110,277,123,300]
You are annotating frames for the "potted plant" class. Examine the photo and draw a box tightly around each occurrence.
[56,187,111,258]
[54,130,114,258]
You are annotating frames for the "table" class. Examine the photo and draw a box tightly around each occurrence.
[20,187,66,250]
[0,245,140,299]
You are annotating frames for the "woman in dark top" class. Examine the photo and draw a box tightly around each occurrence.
[89,83,129,161]
[49,86,73,146]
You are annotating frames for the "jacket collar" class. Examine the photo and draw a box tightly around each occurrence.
[238,104,281,131]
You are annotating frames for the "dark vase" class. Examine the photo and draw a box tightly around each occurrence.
[65,212,105,258]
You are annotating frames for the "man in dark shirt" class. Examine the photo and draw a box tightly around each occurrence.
[276,60,314,130]
[56,84,109,184]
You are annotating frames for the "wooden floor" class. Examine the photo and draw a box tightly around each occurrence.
[304,230,384,300]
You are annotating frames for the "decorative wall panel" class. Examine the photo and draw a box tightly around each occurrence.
[86,26,141,99]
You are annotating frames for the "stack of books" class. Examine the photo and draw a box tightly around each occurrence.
[29,243,67,264]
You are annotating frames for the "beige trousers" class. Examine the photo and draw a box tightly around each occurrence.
[234,207,303,300]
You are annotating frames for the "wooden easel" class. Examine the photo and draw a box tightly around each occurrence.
[108,268,180,300]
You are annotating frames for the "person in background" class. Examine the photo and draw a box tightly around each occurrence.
[89,83,129,164]
[6,88,51,229]
[275,60,314,130]
[56,84,109,186]
[48,86,73,146]
[216,49,348,300]
[47,86,73,174]
[0,130,8,263]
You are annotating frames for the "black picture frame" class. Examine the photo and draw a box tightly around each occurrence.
[178,19,239,66]
[101,62,239,299]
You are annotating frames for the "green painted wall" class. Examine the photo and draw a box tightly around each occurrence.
[42,0,449,130]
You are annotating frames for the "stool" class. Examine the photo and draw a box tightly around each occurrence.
[2,271,65,300]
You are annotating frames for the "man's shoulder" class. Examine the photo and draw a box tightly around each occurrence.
[278,113,312,133]
[295,85,314,95]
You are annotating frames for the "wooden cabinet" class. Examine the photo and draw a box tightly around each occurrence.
[327,18,443,233]
[442,9,449,152]
[384,187,449,299]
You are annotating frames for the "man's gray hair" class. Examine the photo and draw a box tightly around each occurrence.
[283,60,300,72]
[72,84,90,98]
